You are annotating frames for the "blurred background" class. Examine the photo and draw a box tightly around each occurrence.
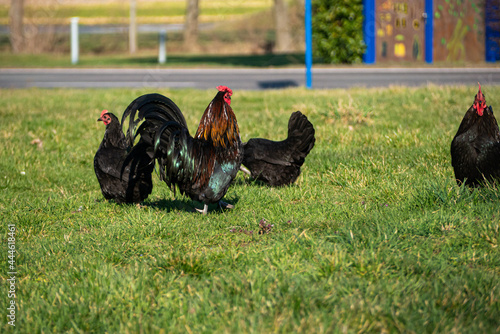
[1,0,306,67]
[0,0,498,67]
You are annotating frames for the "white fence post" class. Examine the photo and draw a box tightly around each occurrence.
[129,0,137,54]
[159,30,167,64]
[71,17,79,65]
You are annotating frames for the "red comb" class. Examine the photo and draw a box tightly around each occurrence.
[217,85,232,96]
[477,82,484,98]
[474,83,486,116]
[100,109,108,118]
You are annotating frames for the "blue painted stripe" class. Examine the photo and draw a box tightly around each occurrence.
[485,0,500,62]
[425,0,434,64]
[305,0,313,88]
[363,0,376,64]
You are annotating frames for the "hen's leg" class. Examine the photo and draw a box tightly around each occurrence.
[240,166,251,176]
[219,200,234,210]
[195,204,209,215]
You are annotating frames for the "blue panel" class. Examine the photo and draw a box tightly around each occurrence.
[485,0,500,62]
[425,0,433,64]
[305,0,313,88]
[363,0,376,64]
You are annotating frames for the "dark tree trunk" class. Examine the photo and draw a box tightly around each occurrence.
[274,0,292,53]
[184,0,199,51]
[9,0,24,53]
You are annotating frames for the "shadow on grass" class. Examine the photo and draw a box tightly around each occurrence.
[236,175,302,189]
[145,196,240,214]
[0,51,318,68]
[111,53,307,68]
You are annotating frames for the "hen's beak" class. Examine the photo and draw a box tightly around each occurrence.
[97,117,103,122]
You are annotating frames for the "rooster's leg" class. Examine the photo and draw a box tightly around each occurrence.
[240,166,251,176]
[219,200,234,210]
[195,204,209,215]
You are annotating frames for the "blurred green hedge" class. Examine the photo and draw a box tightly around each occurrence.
[312,0,365,64]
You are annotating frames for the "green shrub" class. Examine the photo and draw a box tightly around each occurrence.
[312,0,365,64]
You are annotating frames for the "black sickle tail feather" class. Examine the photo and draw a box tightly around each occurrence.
[120,93,205,199]
[121,93,187,148]
[153,121,198,194]
[120,141,155,182]
[120,92,192,188]
[123,145,155,203]
[286,111,316,165]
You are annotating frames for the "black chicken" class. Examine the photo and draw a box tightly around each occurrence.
[123,86,242,214]
[94,110,155,203]
[94,93,187,203]
[241,111,315,186]
[451,83,500,186]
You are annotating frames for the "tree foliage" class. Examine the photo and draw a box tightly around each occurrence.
[312,0,365,64]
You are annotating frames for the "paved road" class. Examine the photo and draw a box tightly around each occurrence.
[1,67,500,90]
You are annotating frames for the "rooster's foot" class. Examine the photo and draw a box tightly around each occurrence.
[219,200,234,210]
[195,204,209,215]
[240,166,251,176]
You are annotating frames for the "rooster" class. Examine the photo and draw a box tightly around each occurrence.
[451,83,500,186]
[241,111,315,186]
[94,110,155,203]
[123,86,242,214]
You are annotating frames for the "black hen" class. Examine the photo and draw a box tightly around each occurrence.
[94,94,185,203]
[94,110,154,203]
[451,83,500,186]
[123,86,242,214]
[241,111,315,186]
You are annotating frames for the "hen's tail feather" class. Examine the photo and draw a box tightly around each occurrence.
[286,111,316,164]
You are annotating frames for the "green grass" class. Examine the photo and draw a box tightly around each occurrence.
[1,86,500,332]
[0,50,307,68]
[0,0,273,24]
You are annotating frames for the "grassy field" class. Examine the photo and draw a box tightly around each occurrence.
[0,51,307,68]
[1,86,499,332]
[0,0,274,25]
